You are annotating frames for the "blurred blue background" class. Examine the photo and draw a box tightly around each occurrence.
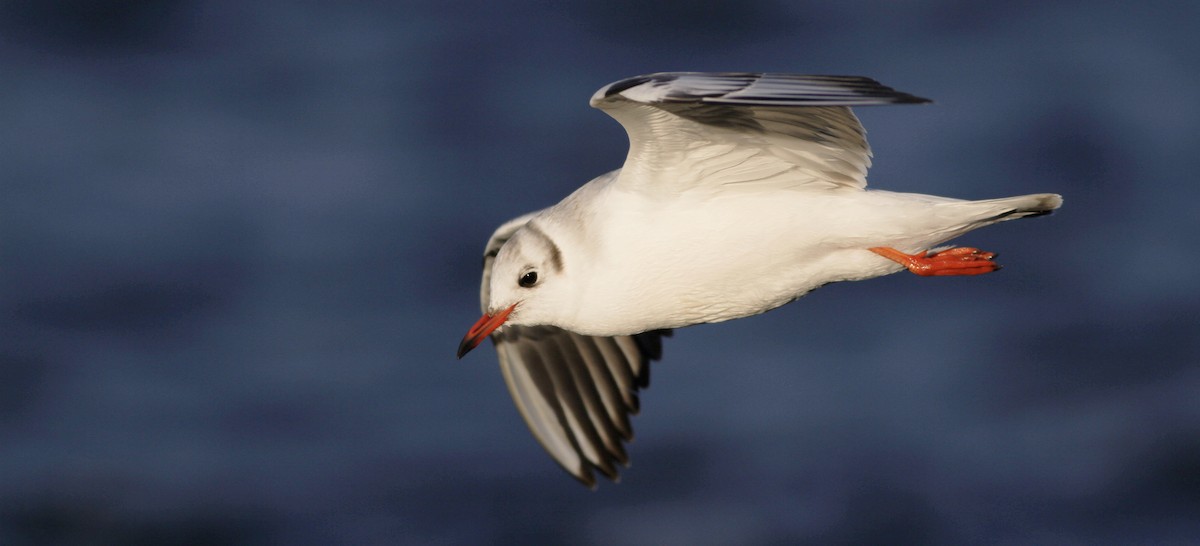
[2,1,1198,544]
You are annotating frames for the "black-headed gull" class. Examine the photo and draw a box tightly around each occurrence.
[458,72,1062,487]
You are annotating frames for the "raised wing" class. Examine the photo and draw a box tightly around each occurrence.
[590,72,930,192]
[480,214,669,487]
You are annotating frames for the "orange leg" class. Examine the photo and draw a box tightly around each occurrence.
[869,246,1001,277]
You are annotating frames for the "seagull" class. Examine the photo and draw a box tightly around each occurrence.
[457,72,1062,487]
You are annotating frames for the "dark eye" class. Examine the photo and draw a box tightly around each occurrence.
[518,271,538,288]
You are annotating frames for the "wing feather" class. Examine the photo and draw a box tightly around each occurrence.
[535,335,617,481]
[568,332,633,439]
[495,334,587,480]
[589,72,929,193]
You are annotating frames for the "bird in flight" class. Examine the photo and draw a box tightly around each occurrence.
[457,72,1061,487]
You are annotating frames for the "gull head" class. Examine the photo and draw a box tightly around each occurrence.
[457,223,569,358]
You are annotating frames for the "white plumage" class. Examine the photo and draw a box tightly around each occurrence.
[459,72,1062,487]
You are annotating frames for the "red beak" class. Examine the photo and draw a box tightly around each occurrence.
[457,303,517,358]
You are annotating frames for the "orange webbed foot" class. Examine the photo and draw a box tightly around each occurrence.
[869,246,1001,277]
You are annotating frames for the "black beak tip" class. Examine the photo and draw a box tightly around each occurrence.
[456,337,475,359]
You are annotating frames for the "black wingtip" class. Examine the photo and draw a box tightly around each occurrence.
[834,76,932,105]
[572,467,598,489]
[603,74,659,98]
[900,93,934,104]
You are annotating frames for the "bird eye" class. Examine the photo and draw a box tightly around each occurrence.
[519,271,538,288]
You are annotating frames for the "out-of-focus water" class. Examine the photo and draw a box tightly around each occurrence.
[2,1,1197,544]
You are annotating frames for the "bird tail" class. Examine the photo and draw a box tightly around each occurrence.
[961,193,1063,224]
